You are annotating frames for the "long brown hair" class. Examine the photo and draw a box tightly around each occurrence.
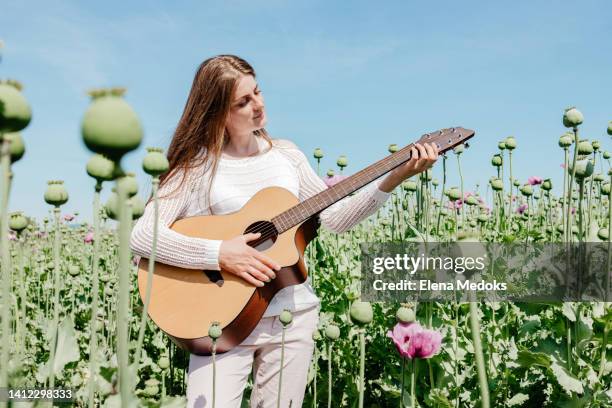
[156,55,272,204]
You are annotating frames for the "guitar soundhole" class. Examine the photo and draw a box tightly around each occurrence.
[245,220,278,251]
[204,270,224,287]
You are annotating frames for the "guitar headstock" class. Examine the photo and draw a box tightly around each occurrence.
[416,127,475,154]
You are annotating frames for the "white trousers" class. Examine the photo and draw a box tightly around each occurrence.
[187,305,319,408]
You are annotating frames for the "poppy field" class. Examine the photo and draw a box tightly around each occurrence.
[1,66,612,407]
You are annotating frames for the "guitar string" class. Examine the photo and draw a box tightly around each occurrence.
[241,132,467,248]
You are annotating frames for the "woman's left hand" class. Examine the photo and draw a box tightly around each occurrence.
[379,142,439,193]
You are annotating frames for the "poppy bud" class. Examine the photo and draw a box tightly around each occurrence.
[143,147,169,177]
[9,212,28,232]
[86,154,115,183]
[558,135,573,148]
[0,80,32,133]
[279,309,293,326]
[350,301,373,325]
[577,140,594,155]
[313,148,324,159]
[563,107,583,128]
[81,87,143,161]
[44,181,69,207]
[208,321,222,340]
[504,136,517,150]
[324,324,340,340]
[2,132,25,163]
[395,306,415,323]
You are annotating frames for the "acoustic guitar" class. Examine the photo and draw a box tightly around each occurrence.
[137,127,475,355]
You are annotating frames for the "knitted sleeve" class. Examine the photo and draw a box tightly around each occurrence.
[275,140,391,233]
[129,168,223,270]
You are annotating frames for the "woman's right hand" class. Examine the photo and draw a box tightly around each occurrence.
[218,232,281,287]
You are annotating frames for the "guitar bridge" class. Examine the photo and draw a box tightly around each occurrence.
[203,270,224,287]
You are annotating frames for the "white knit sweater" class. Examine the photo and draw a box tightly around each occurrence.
[130,136,391,317]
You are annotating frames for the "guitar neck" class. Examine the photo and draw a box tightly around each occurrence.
[271,127,475,234]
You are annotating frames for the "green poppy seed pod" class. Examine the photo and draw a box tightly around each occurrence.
[491,154,502,167]
[593,173,604,182]
[86,154,116,183]
[324,324,340,340]
[571,159,594,179]
[401,200,408,211]
[591,140,600,151]
[600,182,610,195]
[104,190,119,220]
[607,121,612,136]
[498,141,506,150]
[603,151,611,159]
[453,144,464,155]
[520,184,533,197]
[0,80,32,133]
[490,178,503,191]
[336,155,348,169]
[446,187,462,200]
[558,134,573,148]
[542,179,553,191]
[350,301,373,325]
[577,140,594,155]
[81,88,143,161]
[469,220,477,228]
[504,136,517,150]
[313,148,324,159]
[312,329,321,341]
[143,147,169,177]
[117,173,138,198]
[465,196,479,206]
[68,264,80,276]
[432,178,439,187]
[598,228,609,241]
[477,213,488,223]
[563,107,583,128]
[130,195,145,220]
[395,306,415,323]
[402,180,417,192]
[9,212,28,232]
[208,321,222,340]
[326,169,334,177]
[424,169,433,181]
[3,132,25,163]
[513,179,520,187]
[158,356,170,370]
[388,144,399,153]
[44,180,69,207]
[279,309,293,326]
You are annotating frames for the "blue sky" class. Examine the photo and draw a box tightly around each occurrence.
[1,0,611,222]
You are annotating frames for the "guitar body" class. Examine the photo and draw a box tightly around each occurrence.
[136,186,320,356]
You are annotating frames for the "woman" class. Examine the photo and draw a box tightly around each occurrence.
[130,55,439,407]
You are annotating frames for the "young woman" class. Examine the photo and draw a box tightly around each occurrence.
[130,55,439,407]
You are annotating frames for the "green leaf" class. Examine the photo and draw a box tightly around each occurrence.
[550,362,584,395]
[562,303,576,322]
[36,316,80,382]
[507,393,529,406]
[517,348,551,368]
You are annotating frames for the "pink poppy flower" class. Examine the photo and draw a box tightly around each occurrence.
[84,231,94,244]
[560,163,567,169]
[63,214,75,222]
[323,175,348,187]
[527,176,543,186]
[517,203,528,214]
[405,329,443,359]
[387,322,423,359]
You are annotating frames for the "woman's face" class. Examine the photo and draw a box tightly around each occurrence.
[225,74,267,138]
